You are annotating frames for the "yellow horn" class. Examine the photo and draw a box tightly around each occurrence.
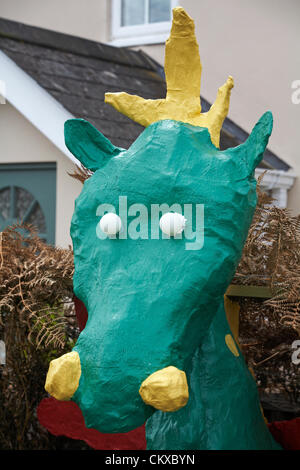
[139,366,189,412]
[105,6,234,148]
[45,351,81,401]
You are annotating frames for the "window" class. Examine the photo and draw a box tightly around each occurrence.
[111,0,179,47]
[0,186,47,239]
[0,163,56,244]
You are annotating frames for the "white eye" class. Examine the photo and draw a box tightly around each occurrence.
[99,213,122,236]
[159,212,186,237]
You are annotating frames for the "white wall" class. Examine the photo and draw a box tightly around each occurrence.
[0,102,82,248]
[0,0,109,42]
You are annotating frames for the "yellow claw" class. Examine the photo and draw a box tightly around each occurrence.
[225,334,240,357]
[45,351,81,401]
[105,7,234,148]
[139,365,189,412]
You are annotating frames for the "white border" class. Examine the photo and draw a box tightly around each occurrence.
[110,0,178,46]
[0,51,78,164]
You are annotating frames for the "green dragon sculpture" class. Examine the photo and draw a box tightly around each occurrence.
[45,7,281,450]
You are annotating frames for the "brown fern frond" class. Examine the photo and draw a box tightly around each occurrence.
[68,164,94,184]
[0,224,74,348]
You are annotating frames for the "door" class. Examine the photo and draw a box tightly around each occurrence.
[0,163,56,244]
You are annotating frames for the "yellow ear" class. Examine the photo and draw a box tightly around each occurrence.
[105,7,234,148]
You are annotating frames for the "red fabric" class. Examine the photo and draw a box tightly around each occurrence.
[73,295,88,331]
[37,395,300,450]
[268,418,300,450]
[37,397,147,450]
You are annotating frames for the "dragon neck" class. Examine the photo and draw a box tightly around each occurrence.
[145,300,281,450]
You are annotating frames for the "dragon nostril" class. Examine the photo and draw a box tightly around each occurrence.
[45,351,81,401]
[139,366,189,412]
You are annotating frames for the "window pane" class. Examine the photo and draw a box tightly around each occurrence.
[0,187,10,219]
[149,0,171,23]
[16,186,34,219]
[121,0,145,26]
[27,203,47,233]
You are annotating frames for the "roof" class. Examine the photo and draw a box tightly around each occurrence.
[0,17,290,170]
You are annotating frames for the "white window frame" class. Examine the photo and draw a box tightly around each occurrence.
[255,168,296,209]
[110,0,179,47]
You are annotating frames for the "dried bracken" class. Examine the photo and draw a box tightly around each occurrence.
[0,224,74,348]
[68,165,94,184]
[233,178,300,418]
[238,297,300,420]
[234,183,300,336]
[0,224,85,449]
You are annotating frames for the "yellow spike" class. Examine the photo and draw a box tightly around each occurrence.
[105,7,234,148]
[139,365,189,412]
[224,294,240,347]
[201,76,234,148]
[105,93,165,128]
[225,334,240,357]
[164,6,201,106]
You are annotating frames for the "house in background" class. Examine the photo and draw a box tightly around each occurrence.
[0,18,167,247]
[0,1,298,247]
[0,0,298,214]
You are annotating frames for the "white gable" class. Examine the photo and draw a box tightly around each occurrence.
[0,50,78,164]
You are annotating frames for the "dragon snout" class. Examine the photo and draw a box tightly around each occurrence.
[45,354,189,416]
[139,366,189,412]
[45,351,81,401]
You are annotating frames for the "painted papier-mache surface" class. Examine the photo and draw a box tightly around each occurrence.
[45,8,281,450]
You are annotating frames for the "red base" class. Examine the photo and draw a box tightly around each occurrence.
[268,418,300,451]
[38,396,300,450]
[37,397,147,450]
